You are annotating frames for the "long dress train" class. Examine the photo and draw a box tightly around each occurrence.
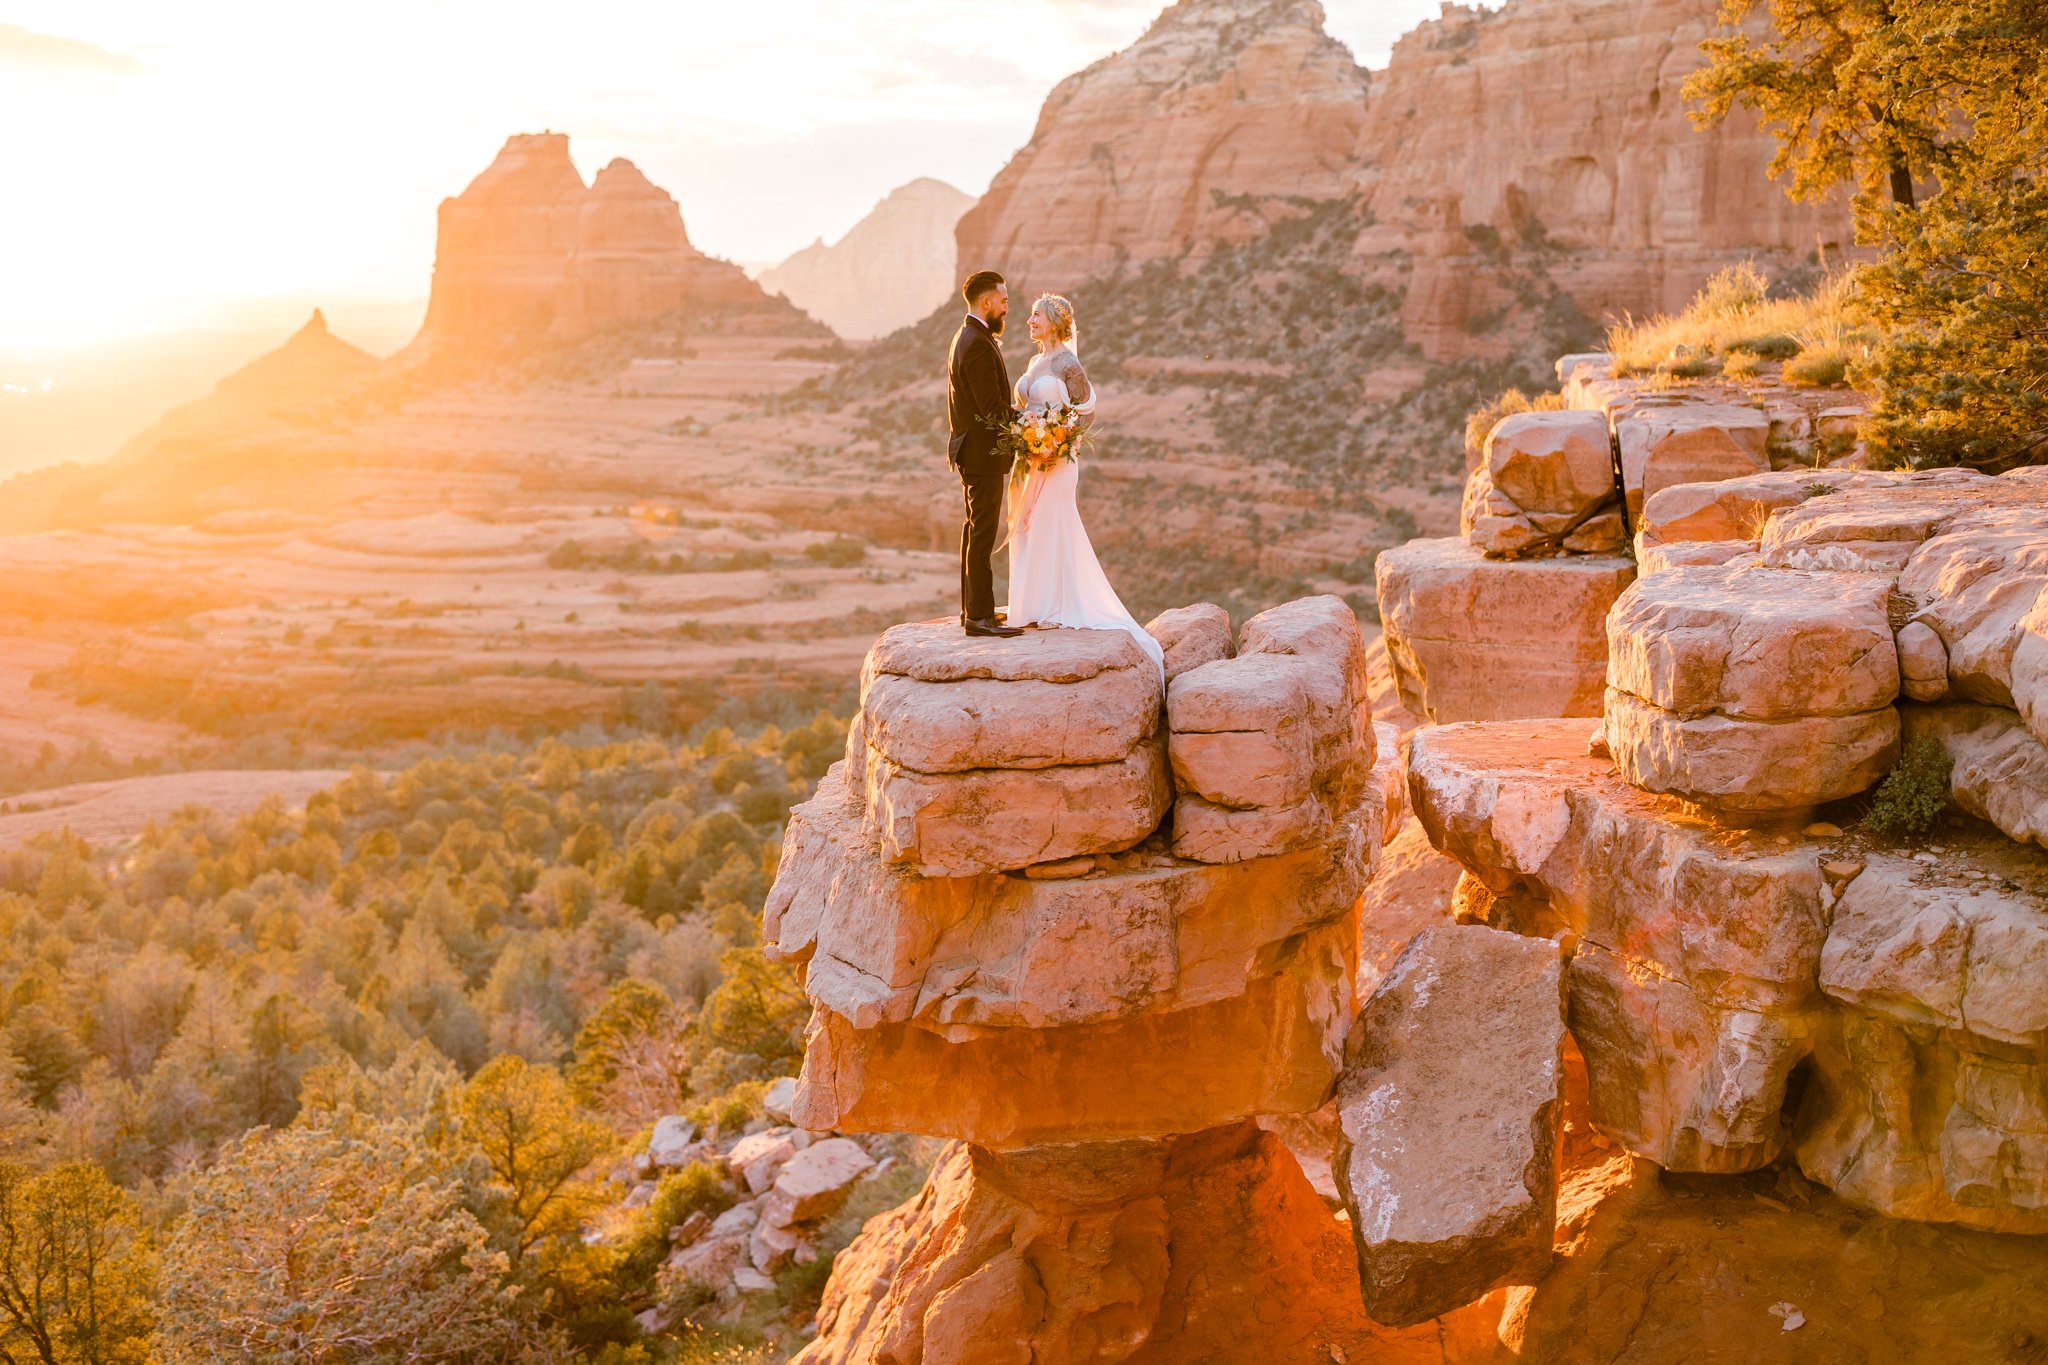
[1004,349,1165,677]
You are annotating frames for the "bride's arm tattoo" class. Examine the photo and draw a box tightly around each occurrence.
[1052,353,1091,405]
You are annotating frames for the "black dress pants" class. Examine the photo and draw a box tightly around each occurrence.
[958,458,1005,622]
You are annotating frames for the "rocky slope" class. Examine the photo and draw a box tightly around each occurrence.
[758,179,973,340]
[953,0,1370,290]
[407,133,770,355]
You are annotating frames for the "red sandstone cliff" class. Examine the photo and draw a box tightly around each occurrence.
[1360,0,1852,359]
[953,0,1370,291]
[410,133,767,352]
[955,0,1851,356]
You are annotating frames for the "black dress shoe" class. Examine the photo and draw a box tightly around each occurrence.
[963,616,1023,638]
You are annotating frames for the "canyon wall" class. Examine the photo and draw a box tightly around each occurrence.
[953,0,1371,290]
[410,133,768,352]
[956,0,1851,357]
[758,179,974,340]
[1361,0,1851,359]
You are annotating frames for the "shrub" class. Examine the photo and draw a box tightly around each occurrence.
[1784,348,1849,388]
[1862,738,1953,840]
[1724,332,1802,360]
[1721,350,1764,381]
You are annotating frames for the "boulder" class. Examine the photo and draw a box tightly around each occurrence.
[726,1130,799,1195]
[1614,403,1770,521]
[1336,926,1567,1326]
[648,1115,698,1168]
[1606,565,1900,721]
[1143,603,1234,682]
[1798,857,2048,1233]
[1603,688,1899,814]
[1485,409,1615,517]
[1166,651,1366,862]
[1376,538,1635,722]
[1238,594,1372,703]
[763,1076,799,1124]
[1898,621,1950,702]
[761,1138,876,1226]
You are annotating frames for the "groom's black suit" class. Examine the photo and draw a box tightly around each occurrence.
[946,313,1014,623]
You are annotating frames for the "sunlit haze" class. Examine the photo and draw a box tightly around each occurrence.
[2,1,1465,352]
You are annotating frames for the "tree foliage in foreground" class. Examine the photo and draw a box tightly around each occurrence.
[1688,1,2048,470]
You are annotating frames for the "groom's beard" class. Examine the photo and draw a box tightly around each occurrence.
[987,312,1006,336]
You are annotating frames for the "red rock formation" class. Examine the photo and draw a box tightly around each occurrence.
[413,133,767,350]
[1358,0,1852,359]
[759,178,974,340]
[955,0,1851,357]
[954,0,1370,290]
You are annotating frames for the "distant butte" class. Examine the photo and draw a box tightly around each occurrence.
[407,132,770,354]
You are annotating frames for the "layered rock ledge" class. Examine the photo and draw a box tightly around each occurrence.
[1409,717,2048,1234]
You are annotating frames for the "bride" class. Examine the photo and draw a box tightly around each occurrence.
[1003,294,1165,676]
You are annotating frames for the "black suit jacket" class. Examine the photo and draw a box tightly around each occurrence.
[946,315,1012,474]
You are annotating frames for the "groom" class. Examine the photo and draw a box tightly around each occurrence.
[947,270,1022,638]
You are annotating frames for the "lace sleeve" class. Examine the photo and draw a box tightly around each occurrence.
[1051,352,1095,425]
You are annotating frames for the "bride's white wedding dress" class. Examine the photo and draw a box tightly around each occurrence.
[1004,347,1165,675]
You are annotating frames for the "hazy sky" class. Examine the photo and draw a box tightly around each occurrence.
[1,1,1476,350]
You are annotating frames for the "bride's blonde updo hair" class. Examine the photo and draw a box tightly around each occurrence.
[1034,293,1078,349]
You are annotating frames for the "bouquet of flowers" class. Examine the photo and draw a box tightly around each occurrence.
[986,404,1087,475]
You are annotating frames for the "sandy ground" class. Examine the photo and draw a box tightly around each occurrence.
[0,768,353,848]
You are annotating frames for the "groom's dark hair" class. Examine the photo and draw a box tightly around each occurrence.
[962,270,1005,307]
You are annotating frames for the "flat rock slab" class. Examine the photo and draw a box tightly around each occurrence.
[1638,468,1913,549]
[1337,925,1566,1327]
[1606,564,1899,721]
[861,739,1170,877]
[860,669,1159,773]
[1604,688,1899,814]
[1376,538,1635,723]
[788,918,1358,1148]
[866,619,1150,685]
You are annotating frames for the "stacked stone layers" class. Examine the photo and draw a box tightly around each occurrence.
[1631,469,2048,846]
[1604,564,1901,812]
[1166,595,1376,862]
[849,622,1171,877]
[772,598,1395,1360]
[1408,718,2048,1235]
